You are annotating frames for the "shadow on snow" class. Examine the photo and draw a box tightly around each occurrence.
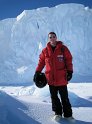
[69,92,92,107]
[0,91,41,124]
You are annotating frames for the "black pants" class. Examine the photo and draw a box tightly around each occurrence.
[49,85,72,117]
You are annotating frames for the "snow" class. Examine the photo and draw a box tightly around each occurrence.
[0,3,92,124]
[0,83,92,124]
[17,11,26,21]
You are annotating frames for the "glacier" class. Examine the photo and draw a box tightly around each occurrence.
[0,3,92,84]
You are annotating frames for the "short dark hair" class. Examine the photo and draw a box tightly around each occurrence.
[48,32,56,36]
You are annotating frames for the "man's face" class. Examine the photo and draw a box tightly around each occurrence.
[48,34,57,47]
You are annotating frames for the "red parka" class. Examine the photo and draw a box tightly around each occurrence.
[36,41,73,86]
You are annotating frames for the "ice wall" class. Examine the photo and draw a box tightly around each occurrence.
[0,3,92,84]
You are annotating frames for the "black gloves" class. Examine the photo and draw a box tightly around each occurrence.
[67,71,73,81]
[33,71,41,83]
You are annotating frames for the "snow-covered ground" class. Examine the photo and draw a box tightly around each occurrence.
[0,83,92,124]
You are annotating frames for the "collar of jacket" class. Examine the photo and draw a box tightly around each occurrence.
[46,41,63,57]
[47,41,63,49]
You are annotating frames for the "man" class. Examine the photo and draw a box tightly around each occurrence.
[34,32,73,119]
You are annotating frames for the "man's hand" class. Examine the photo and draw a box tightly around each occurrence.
[33,71,41,82]
[67,71,73,81]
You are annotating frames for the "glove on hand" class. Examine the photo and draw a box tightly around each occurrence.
[33,71,41,82]
[67,71,73,81]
